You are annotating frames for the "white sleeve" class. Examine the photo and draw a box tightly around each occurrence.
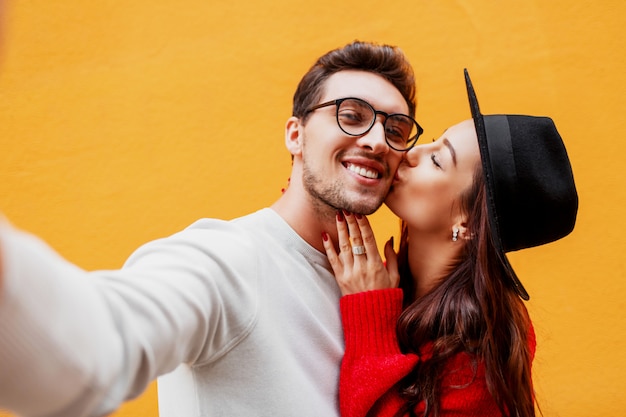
[0,221,258,417]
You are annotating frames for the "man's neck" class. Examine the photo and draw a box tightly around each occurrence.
[270,188,338,253]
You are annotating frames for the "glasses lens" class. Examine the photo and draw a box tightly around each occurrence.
[336,98,375,136]
[385,115,419,150]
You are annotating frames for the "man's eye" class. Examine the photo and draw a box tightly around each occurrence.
[339,110,366,125]
[385,128,406,144]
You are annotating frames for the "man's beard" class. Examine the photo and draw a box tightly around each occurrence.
[301,158,386,216]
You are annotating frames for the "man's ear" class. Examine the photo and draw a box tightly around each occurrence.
[285,116,303,157]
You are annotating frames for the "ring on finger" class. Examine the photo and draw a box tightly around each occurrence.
[352,245,366,256]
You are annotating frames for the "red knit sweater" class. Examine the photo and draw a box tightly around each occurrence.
[339,289,536,417]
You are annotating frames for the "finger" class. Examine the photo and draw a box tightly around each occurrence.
[384,237,401,288]
[342,211,363,248]
[321,232,344,277]
[354,213,382,263]
[343,211,367,264]
[335,211,353,260]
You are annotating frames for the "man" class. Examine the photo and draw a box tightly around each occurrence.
[0,40,420,417]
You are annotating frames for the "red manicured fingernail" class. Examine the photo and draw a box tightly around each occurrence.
[343,210,351,217]
[355,213,362,219]
[336,211,344,221]
[322,232,328,241]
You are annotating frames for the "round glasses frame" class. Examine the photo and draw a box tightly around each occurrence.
[305,97,423,151]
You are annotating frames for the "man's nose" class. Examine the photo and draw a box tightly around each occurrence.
[356,117,389,154]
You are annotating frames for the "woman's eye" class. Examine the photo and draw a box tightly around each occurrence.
[430,153,442,168]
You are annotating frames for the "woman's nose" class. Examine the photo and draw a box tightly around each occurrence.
[403,144,422,166]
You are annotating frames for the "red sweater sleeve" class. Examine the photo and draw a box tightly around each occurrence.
[339,289,419,417]
[340,289,536,417]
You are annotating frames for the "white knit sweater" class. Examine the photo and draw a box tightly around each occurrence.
[0,208,343,417]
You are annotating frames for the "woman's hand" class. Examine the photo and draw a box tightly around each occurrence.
[322,211,400,296]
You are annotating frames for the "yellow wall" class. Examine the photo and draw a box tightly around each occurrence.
[0,1,624,416]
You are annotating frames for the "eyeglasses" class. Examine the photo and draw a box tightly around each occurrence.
[305,97,423,152]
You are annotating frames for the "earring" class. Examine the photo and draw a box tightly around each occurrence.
[452,228,459,242]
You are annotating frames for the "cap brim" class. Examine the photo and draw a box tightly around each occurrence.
[464,69,484,131]
[464,69,530,301]
[501,253,530,300]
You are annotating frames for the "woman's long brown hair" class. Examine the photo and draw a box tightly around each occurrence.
[394,167,535,417]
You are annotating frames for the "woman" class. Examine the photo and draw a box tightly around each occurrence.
[322,70,578,417]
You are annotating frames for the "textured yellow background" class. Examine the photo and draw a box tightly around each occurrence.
[0,1,624,416]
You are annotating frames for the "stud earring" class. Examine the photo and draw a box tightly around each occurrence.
[452,228,459,242]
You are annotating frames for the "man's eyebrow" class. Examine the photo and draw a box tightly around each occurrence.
[443,137,457,166]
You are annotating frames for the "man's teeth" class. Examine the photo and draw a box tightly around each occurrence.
[347,163,378,179]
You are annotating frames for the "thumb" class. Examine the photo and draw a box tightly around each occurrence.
[384,236,400,288]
